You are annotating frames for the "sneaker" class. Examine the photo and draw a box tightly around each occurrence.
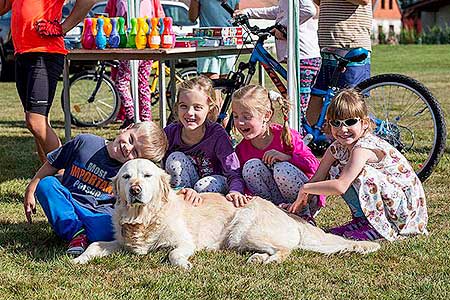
[66,233,88,256]
[328,217,368,236]
[343,224,382,241]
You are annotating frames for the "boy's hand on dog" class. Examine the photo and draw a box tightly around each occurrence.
[226,192,252,207]
[181,188,203,207]
[24,193,37,224]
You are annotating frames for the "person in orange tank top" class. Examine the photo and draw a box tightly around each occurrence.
[0,0,96,163]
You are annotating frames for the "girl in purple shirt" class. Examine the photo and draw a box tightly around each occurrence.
[164,76,246,206]
[232,85,324,224]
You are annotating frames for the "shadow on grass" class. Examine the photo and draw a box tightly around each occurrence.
[0,119,66,129]
[0,219,65,261]
[0,135,42,183]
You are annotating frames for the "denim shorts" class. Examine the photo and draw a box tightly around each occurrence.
[313,56,371,91]
[15,52,65,116]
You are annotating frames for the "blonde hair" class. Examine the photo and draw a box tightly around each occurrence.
[232,85,293,151]
[131,121,168,163]
[173,75,219,122]
[326,89,375,131]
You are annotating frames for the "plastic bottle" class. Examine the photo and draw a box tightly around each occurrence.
[103,17,112,37]
[135,17,148,50]
[118,17,127,48]
[95,18,107,49]
[127,18,137,48]
[109,18,120,48]
[161,17,174,48]
[81,18,95,49]
[148,17,161,49]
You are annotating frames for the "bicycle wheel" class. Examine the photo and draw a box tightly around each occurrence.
[152,67,198,107]
[61,71,119,127]
[356,73,447,181]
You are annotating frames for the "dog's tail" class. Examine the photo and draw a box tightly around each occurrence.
[297,221,380,255]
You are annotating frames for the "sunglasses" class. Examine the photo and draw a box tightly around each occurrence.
[329,118,361,128]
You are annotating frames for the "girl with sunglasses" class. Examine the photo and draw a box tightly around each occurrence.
[286,89,428,241]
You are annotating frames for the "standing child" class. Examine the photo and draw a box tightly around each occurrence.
[234,0,321,132]
[164,76,246,206]
[24,121,168,256]
[287,89,428,241]
[231,85,324,223]
[110,0,165,127]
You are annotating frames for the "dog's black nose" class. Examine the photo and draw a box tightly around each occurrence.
[129,185,142,196]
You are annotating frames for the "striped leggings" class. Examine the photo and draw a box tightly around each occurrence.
[299,57,321,125]
[115,60,153,121]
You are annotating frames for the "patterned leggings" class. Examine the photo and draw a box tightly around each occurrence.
[115,60,153,121]
[242,159,319,217]
[165,152,229,194]
[300,57,321,133]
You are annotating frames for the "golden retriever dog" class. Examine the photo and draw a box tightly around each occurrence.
[73,159,380,268]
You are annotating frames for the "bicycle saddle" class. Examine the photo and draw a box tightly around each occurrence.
[321,47,369,63]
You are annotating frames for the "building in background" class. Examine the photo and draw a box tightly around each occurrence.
[372,0,402,43]
[402,0,450,34]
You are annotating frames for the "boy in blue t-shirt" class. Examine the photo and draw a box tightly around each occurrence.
[24,121,168,256]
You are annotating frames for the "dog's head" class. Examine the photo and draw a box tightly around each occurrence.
[113,159,171,208]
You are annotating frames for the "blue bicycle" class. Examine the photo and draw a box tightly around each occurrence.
[214,3,446,181]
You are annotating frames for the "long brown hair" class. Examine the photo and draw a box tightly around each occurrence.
[232,85,293,151]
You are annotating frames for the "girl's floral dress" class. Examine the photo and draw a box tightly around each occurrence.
[328,133,428,241]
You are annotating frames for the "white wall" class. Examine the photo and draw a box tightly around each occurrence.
[372,19,402,36]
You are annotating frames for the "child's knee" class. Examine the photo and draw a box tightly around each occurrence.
[36,176,61,196]
[165,152,188,172]
[243,158,265,174]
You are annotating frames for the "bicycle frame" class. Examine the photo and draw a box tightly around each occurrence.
[224,34,331,144]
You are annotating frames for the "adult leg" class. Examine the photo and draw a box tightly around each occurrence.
[242,159,284,203]
[164,151,199,188]
[16,53,63,163]
[138,60,153,121]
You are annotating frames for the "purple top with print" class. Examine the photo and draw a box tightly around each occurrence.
[164,121,244,193]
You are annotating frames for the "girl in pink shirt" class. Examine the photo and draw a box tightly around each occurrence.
[232,85,324,223]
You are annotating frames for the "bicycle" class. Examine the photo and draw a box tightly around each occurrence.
[61,60,197,127]
[213,2,447,181]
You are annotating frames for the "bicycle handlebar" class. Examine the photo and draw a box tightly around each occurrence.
[220,1,274,36]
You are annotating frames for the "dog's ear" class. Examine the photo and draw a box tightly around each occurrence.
[160,172,172,203]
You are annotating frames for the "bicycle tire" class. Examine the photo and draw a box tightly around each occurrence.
[152,67,198,107]
[356,73,447,181]
[61,70,120,127]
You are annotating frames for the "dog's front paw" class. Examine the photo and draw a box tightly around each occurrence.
[72,254,90,264]
[172,258,192,270]
[247,253,269,264]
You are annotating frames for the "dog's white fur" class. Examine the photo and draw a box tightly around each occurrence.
[73,159,380,268]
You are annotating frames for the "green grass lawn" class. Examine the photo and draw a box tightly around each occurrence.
[0,45,449,300]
